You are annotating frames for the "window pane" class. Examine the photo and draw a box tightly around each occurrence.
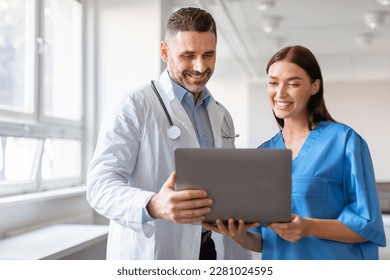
[0,136,40,182]
[0,0,33,113]
[42,138,81,180]
[42,0,82,121]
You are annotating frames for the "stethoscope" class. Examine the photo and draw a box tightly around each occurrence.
[150,80,239,140]
[151,80,182,140]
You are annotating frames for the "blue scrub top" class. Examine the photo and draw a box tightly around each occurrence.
[258,121,386,260]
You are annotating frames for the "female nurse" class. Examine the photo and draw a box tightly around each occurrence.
[203,45,386,259]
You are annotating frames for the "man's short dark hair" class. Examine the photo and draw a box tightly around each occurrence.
[165,7,217,42]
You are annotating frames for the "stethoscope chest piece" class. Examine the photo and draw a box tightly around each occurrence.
[167,125,181,140]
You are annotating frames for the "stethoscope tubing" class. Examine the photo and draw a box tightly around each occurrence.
[151,80,181,140]
[151,80,174,126]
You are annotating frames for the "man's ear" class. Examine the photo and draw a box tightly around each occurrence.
[160,41,169,62]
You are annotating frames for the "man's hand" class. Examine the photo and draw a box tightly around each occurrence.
[203,218,261,252]
[146,172,213,223]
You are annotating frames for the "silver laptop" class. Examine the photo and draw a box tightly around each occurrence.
[175,148,291,223]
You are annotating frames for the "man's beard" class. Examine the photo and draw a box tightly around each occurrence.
[182,69,213,93]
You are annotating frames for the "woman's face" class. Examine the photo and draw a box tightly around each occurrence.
[267,60,319,123]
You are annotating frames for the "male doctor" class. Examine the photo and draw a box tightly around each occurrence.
[87,7,251,260]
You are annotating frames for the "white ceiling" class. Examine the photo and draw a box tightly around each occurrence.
[168,0,390,78]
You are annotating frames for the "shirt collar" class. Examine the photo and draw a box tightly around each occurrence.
[170,78,211,107]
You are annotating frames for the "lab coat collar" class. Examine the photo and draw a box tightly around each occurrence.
[159,69,175,101]
[207,97,225,148]
[158,69,226,148]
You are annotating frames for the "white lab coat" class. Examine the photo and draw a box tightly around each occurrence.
[87,70,252,259]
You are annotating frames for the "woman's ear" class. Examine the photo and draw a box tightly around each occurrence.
[160,41,169,62]
[312,79,320,95]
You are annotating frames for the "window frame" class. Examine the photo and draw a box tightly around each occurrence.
[0,0,85,197]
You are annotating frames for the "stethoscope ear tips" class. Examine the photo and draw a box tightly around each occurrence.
[168,126,181,140]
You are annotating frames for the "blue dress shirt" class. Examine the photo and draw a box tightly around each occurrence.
[171,80,214,148]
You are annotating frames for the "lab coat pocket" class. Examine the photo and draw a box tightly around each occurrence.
[106,222,155,259]
[292,176,329,218]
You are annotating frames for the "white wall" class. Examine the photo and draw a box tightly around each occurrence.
[96,0,162,125]
[325,80,390,182]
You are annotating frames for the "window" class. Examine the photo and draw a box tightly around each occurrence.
[41,0,82,121]
[0,0,33,114]
[0,0,83,197]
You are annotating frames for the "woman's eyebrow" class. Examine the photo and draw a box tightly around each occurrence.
[268,75,303,81]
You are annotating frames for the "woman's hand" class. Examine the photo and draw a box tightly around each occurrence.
[268,214,366,243]
[267,214,309,242]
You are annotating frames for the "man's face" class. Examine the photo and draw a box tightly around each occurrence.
[161,31,216,95]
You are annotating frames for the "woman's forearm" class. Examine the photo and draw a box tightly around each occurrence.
[306,218,366,243]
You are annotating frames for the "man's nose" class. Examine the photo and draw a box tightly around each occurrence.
[193,57,207,72]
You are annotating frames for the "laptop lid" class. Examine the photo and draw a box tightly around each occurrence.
[175,148,291,223]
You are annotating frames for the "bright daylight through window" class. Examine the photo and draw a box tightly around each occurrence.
[0,0,83,197]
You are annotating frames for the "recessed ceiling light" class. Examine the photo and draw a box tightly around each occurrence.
[364,11,387,29]
[261,16,281,33]
[377,0,390,6]
[256,0,276,11]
